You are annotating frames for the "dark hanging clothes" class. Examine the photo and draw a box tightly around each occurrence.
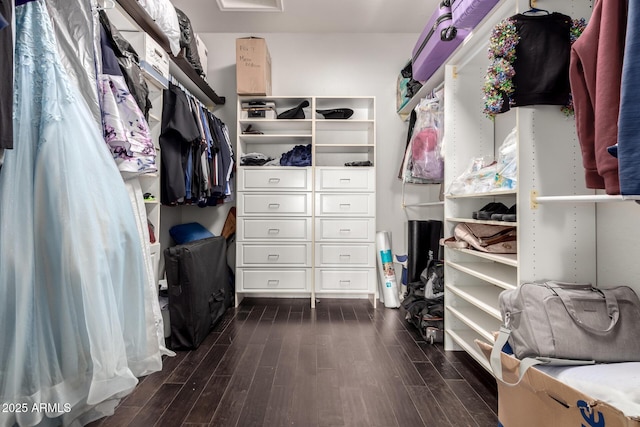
[0,0,13,149]
[160,83,201,205]
[99,10,151,120]
[100,25,123,77]
[509,12,573,108]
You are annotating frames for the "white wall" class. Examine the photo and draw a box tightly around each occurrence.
[194,32,444,260]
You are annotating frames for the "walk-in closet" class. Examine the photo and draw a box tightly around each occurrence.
[1,0,639,426]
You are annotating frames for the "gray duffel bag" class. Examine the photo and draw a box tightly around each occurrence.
[490,281,640,385]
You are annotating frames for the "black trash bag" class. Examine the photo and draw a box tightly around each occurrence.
[99,11,151,119]
[175,7,205,77]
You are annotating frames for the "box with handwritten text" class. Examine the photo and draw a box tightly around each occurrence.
[236,37,272,95]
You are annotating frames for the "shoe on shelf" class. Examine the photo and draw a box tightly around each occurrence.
[472,202,497,219]
[502,204,517,222]
[491,203,516,221]
[474,202,509,220]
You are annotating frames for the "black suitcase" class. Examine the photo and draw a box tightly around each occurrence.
[164,236,231,350]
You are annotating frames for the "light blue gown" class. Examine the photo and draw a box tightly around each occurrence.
[0,1,161,425]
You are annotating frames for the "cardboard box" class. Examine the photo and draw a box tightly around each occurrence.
[476,341,640,427]
[236,37,272,96]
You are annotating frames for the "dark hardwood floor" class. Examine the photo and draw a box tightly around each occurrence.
[89,298,498,427]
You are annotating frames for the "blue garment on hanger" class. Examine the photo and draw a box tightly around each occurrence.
[0,1,159,425]
[618,0,640,195]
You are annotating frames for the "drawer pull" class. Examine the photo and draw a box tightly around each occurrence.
[339,203,351,209]
[339,229,351,233]
[339,254,351,258]
[268,203,281,209]
[268,254,280,260]
[339,280,351,284]
[268,228,280,234]
[339,178,351,183]
[268,178,281,183]
[267,279,280,286]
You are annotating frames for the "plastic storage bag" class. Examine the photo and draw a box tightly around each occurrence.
[495,127,517,190]
[404,96,444,183]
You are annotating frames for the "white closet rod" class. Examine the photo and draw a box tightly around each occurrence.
[532,193,640,205]
[403,201,445,208]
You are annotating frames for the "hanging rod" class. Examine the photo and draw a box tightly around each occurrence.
[403,201,445,208]
[530,190,640,209]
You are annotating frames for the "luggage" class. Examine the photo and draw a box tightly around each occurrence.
[411,2,468,81]
[164,236,232,350]
[491,281,640,385]
[450,0,500,30]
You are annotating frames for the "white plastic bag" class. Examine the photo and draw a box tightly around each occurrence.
[405,97,444,183]
[495,127,517,190]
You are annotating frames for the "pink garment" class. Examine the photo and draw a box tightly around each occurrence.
[99,74,157,176]
[569,0,626,194]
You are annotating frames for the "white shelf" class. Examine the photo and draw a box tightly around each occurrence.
[446,261,516,290]
[315,144,375,153]
[445,284,504,320]
[239,120,312,132]
[315,120,374,131]
[447,217,518,227]
[445,189,517,199]
[445,329,492,372]
[148,113,161,124]
[446,305,498,343]
[239,134,312,142]
[440,0,598,368]
[448,248,518,267]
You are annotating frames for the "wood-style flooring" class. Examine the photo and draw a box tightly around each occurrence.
[89,298,498,427]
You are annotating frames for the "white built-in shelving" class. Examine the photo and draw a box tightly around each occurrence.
[235,96,377,307]
[437,0,596,371]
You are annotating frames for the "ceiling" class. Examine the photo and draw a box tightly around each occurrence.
[171,0,440,33]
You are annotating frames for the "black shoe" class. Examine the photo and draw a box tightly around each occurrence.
[477,202,508,220]
[473,202,505,220]
[316,108,354,119]
[277,100,309,119]
[502,204,517,222]
[491,203,516,221]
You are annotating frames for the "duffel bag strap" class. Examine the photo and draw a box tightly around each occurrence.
[490,327,545,386]
[489,327,595,386]
[549,283,620,334]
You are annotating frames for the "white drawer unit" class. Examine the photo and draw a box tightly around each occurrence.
[315,243,375,267]
[315,167,375,192]
[239,167,311,192]
[238,243,311,266]
[315,218,375,241]
[238,217,312,241]
[237,268,311,291]
[315,269,373,292]
[315,193,375,217]
[235,96,376,307]
[238,193,312,216]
